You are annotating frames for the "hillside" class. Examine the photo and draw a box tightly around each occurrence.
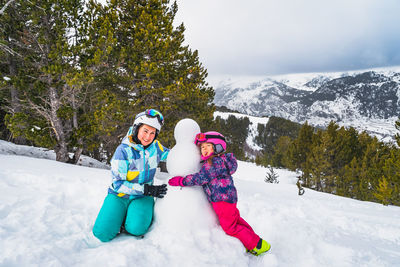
[1,141,399,266]
[212,67,400,143]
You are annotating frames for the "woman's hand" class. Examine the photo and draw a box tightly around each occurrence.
[143,184,168,198]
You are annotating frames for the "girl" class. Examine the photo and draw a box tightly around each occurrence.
[168,131,271,256]
[93,109,169,242]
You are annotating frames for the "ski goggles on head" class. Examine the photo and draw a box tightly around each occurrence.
[145,109,164,125]
[195,133,207,144]
[194,132,226,145]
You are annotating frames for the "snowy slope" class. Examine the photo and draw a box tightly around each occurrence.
[209,66,400,93]
[212,66,400,143]
[214,111,269,151]
[214,111,399,155]
[1,141,400,267]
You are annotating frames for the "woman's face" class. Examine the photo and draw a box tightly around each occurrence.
[137,124,157,146]
[200,142,214,157]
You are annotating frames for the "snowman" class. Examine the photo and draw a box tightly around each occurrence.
[154,118,217,233]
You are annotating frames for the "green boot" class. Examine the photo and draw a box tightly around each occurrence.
[248,238,271,256]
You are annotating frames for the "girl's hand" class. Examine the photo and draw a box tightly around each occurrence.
[168,176,184,187]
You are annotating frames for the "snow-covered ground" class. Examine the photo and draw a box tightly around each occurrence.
[1,141,400,266]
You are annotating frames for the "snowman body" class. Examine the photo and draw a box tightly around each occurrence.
[154,118,217,233]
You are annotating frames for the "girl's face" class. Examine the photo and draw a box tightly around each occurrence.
[200,142,214,157]
[137,124,157,146]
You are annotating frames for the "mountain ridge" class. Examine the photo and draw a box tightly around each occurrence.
[212,67,400,142]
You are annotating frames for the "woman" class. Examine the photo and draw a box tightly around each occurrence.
[93,109,169,242]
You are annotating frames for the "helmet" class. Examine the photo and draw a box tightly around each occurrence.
[194,131,227,154]
[133,109,164,131]
[131,109,164,144]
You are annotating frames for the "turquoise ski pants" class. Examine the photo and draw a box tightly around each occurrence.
[93,193,154,242]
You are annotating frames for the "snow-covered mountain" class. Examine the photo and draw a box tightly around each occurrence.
[1,140,400,266]
[212,67,400,143]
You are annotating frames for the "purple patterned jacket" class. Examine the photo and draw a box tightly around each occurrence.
[182,153,238,203]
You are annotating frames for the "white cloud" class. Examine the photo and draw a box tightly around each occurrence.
[174,0,400,76]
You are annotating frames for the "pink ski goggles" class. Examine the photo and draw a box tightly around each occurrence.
[194,132,226,145]
[194,133,207,144]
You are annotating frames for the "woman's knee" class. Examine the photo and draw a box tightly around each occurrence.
[93,223,118,242]
[93,194,127,242]
[125,219,150,236]
[125,197,154,236]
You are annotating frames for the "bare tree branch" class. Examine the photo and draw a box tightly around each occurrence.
[0,0,15,15]
[0,43,22,57]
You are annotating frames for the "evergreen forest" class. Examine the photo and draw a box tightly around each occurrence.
[255,119,400,207]
[0,0,214,163]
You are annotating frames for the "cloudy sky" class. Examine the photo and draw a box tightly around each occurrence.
[174,0,400,78]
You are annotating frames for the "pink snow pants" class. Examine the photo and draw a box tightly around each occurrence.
[212,201,260,250]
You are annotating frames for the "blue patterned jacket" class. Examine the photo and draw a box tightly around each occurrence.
[181,153,238,203]
[108,126,169,199]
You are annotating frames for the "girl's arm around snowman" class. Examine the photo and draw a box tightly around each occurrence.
[168,154,238,187]
[186,154,239,184]
[168,162,213,187]
[182,164,213,186]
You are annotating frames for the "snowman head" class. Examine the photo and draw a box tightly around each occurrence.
[165,118,202,177]
[174,118,201,144]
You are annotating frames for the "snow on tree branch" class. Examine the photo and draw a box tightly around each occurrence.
[0,0,16,15]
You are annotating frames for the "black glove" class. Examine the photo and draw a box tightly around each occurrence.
[159,161,168,173]
[144,184,168,198]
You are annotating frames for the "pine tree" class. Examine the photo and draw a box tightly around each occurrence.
[286,121,314,187]
[307,129,332,192]
[374,176,392,206]
[333,127,361,169]
[2,0,215,163]
[271,136,292,167]
[381,149,400,205]
[342,157,362,198]
[1,0,92,162]
[89,0,214,146]
[286,121,313,171]
[0,0,31,144]
[357,137,390,201]
[265,166,279,184]
[323,123,362,193]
